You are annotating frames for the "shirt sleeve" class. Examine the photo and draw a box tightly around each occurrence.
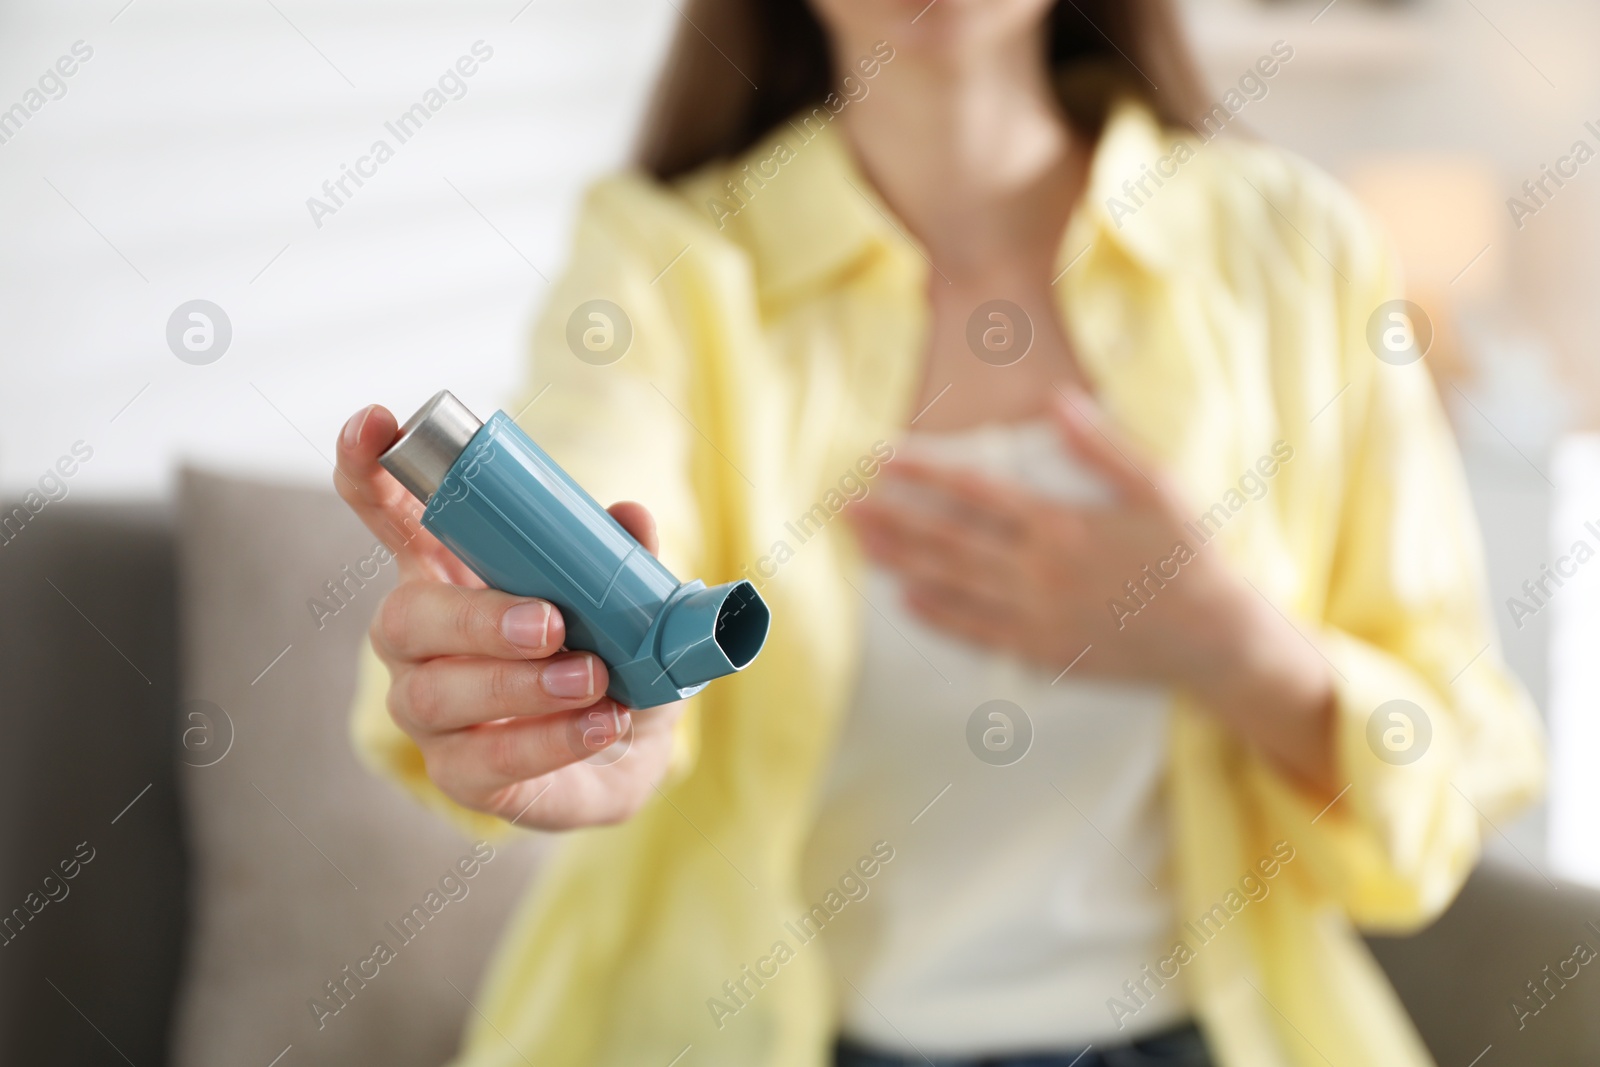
[1252,190,1546,933]
[347,174,712,832]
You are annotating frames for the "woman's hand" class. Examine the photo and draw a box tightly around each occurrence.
[335,404,684,830]
[845,390,1338,797]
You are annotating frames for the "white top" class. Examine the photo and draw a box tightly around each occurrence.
[802,419,1187,1056]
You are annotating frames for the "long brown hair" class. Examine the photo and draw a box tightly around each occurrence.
[636,0,1210,180]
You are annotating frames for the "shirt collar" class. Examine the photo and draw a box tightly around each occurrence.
[1073,98,1205,277]
[706,115,900,301]
[698,96,1196,302]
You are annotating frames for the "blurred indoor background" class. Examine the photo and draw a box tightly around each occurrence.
[1,0,1596,1064]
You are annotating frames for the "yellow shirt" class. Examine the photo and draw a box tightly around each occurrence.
[351,99,1544,1067]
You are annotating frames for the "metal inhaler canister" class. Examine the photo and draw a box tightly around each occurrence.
[378,390,770,709]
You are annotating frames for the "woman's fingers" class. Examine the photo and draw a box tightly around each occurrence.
[876,458,1032,533]
[863,526,1017,607]
[372,580,570,664]
[902,582,1017,650]
[607,500,659,557]
[851,491,1020,586]
[425,702,631,800]
[1049,388,1162,505]
[389,651,609,734]
[334,404,411,541]
[334,404,477,584]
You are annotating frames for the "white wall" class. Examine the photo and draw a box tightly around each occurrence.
[1550,437,1600,885]
[0,0,674,499]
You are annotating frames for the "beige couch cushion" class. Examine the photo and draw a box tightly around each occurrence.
[171,467,542,1067]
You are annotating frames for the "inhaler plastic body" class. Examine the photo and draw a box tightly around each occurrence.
[379,391,770,709]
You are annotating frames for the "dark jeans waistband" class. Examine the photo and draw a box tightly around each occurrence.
[834,1021,1210,1067]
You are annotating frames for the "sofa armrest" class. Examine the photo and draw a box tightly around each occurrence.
[1369,858,1600,1066]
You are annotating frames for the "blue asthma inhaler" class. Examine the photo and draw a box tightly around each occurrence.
[379,390,770,709]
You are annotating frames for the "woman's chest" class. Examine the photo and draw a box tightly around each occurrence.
[755,260,1326,578]
[907,276,1091,432]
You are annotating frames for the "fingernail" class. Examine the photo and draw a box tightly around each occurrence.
[343,405,374,449]
[584,704,630,748]
[541,656,594,699]
[501,602,552,648]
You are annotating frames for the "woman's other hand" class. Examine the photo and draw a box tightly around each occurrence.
[335,404,684,830]
[845,391,1338,796]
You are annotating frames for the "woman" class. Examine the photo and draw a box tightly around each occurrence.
[335,1,1544,1064]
